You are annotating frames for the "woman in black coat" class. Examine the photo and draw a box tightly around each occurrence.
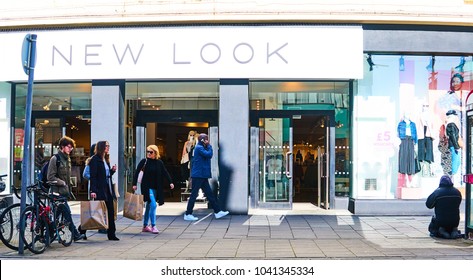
[90,140,119,241]
[133,144,174,234]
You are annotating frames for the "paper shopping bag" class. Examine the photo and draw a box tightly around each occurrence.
[80,200,109,230]
[123,192,144,221]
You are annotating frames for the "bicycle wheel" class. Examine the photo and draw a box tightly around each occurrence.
[20,206,47,254]
[0,203,23,251]
[54,203,72,247]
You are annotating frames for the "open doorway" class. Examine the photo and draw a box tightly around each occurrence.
[133,110,218,204]
[142,122,210,202]
[292,115,327,204]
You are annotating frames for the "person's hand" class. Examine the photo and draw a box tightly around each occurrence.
[90,192,96,199]
[112,164,117,172]
[170,183,175,189]
[133,185,137,191]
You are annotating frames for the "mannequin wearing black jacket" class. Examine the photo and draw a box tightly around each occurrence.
[426,175,462,239]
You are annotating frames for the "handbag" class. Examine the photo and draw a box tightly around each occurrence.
[113,183,120,198]
[80,200,108,230]
[180,152,189,164]
[415,157,421,174]
[123,192,144,221]
[137,159,147,184]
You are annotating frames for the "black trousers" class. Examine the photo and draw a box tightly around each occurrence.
[105,198,116,237]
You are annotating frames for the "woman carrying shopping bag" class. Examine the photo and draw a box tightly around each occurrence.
[89,141,119,241]
[132,144,174,234]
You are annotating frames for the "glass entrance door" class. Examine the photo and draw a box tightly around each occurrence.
[257,117,293,209]
[33,118,63,180]
[317,125,331,209]
[31,113,91,200]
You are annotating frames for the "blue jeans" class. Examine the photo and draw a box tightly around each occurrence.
[450,147,460,175]
[64,202,80,236]
[143,189,157,227]
[186,178,221,215]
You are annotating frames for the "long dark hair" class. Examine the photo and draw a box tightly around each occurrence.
[95,141,110,164]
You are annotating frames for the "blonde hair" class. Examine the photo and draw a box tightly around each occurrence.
[187,130,196,140]
[147,145,160,159]
[192,132,200,147]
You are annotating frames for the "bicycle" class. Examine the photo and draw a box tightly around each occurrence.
[19,183,73,254]
[0,180,26,251]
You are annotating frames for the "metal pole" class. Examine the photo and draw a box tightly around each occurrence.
[19,34,37,255]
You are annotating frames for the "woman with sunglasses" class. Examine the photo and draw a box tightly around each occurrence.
[133,145,174,234]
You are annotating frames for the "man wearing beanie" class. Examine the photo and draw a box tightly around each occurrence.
[426,175,462,239]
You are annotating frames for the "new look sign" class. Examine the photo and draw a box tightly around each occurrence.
[0,26,363,81]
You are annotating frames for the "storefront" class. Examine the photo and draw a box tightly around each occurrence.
[1,24,472,215]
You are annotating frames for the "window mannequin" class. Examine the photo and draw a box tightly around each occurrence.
[397,113,418,196]
[445,110,461,175]
[436,73,463,124]
[417,105,435,177]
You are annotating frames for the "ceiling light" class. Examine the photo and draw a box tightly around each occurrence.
[42,99,52,110]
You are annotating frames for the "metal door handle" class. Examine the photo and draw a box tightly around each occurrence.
[285,151,292,179]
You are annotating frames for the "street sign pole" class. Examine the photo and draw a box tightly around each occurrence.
[18,34,37,255]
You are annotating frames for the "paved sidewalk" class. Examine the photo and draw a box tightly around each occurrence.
[1,202,472,260]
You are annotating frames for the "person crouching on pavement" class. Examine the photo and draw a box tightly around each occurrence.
[183,133,229,221]
[426,175,462,239]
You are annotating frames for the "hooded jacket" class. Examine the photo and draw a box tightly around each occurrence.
[426,177,462,228]
[190,141,213,179]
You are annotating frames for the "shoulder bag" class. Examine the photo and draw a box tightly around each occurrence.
[137,159,147,184]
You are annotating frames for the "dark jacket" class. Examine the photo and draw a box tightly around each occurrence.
[89,154,116,201]
[47,151,73,197]
[190,142,213,179]
[132,158,172,204]
[425,182,462,228]
[446,122,460,150]
[47,151,72,188]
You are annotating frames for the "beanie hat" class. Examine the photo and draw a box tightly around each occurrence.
[439,175,453,187]
[446,110,457,116]
[198,133,208,142]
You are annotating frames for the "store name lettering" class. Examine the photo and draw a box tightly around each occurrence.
[51,42,288,66]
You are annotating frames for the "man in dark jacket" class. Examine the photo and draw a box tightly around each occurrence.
[47,136,85,241]
[183,133,229,221]
[426,175,462,239]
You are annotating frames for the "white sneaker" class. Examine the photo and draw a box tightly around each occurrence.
[184,214,198,221]
[214,211,229,219]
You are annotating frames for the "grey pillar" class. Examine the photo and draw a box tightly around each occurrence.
[91,82,125,209]
[218,80,249,214]
[135,126,146,168]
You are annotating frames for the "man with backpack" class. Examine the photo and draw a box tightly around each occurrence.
[46,136,85,242]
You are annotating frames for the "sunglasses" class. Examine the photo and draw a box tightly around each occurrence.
[146,150,154,154]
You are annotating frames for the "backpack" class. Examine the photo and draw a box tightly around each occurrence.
[82,164,90,180]
[39,154,60,188]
